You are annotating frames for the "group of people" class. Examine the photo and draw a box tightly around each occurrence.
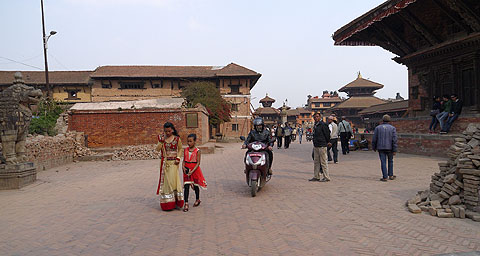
[429,94,463,134]
[272,123,304,148]
[155,111,400,212]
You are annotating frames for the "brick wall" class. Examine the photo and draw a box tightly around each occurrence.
[391,114,480,134]
[25,134,76,171]
[356,133,456,157]
[68,107,209,148]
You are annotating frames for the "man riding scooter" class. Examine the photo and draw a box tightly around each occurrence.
[242,117,274,175]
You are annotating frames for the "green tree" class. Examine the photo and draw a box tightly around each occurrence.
[181,81,231,126]
[29,99,64,136]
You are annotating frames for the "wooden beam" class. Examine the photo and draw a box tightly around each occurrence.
[399,9,441,46]
[433,0,472,33]
[373,22,416,54]
[443,0,480,31]
[370,25,408,56]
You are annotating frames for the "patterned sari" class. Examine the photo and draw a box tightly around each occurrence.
[156,135,184,211]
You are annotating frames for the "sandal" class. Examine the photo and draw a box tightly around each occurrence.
[380,178,388,182]
[183,203,189,212]
[193,200,201,207]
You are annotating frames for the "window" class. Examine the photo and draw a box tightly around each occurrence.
[231,103,239,112]
[229,84,241,94]
[232,124,239,131]
[101,81,111,88]
[152,80,163,88]
[314,103,320,108]
[119,82,145,89]
[64,89,80,100]
[323,103,331,107]
[186,113,198,128]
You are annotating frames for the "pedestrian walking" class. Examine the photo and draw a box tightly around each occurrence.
[298,125,304,144]
[327,116,338,163]
[182,134,207,212]
[338,116,353,155]
[309,112,331,182]
[284,122,292,149]
[372,115,398,182]
[275,124,284,149]
[292,125,297,142]
[156,122,184,211]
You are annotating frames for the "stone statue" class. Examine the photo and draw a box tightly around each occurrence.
[0,72,43,164]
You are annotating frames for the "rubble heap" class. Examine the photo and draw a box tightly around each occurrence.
[112,144,160,161]
[407,123,480,221]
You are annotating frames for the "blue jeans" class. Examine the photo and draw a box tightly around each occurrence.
[442,114,459,132]
[429,116,439,131]
[379,151,393,179]
[436,112,448,130]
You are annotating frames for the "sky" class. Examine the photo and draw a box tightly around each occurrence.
[0,0,408,109]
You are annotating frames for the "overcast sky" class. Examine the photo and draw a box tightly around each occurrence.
[0,0,408,108]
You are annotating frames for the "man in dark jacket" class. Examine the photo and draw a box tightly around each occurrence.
[275,124,284,149]
[243,117,274,174]
[309,112,331,182]
[372,114,398,181]
[440,94,463,134]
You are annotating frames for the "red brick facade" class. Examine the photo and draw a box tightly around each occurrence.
[68,108,209,148]
[391,115,480,134]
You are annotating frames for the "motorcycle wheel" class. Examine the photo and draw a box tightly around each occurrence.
[250,180,258,197]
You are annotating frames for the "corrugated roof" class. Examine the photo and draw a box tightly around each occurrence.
[339,73,384,92]
[91,63,260,78]
[358,100,408,114]
[0,71,92,85]
[333,96,386,109]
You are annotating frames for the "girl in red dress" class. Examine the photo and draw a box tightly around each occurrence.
[182,134,207,212]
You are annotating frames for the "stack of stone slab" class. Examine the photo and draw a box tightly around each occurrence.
[407,123,480,222]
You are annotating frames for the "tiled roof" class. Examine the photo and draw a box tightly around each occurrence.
[339,73,384,92]
[297,107,312,114]
[333,96,386,109]
[0,71,92,85]
[91,63,260,78]
[287,109,300,116]
[259,95,275,103]
[309,97,343,103]
[358,100,408,115]
[254,107,280,115]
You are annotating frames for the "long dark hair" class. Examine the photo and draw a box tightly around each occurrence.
[163,122,179,136]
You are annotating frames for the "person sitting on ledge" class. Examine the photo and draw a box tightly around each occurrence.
[440,94,463,134]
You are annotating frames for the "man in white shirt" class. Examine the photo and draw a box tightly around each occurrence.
[338,116,353,155]
[327,116,339,163]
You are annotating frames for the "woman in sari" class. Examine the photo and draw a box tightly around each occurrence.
[156,122,184,211]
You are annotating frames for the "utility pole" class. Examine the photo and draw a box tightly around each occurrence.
[41,0,51,98]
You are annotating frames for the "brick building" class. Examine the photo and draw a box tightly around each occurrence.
[306,91,343,114]
[1,63,261,140]
[0,71,92,103]
[68,98,209,148]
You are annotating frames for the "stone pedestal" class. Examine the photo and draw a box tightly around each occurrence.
[0,162,36,189]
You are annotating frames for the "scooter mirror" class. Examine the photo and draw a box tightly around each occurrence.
[239,136,246,141]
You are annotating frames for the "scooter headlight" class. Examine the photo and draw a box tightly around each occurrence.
[252,144,262,151]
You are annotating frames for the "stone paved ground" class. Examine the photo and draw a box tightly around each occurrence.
[1,141,480,256]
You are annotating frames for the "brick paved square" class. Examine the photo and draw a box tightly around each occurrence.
[1,142,479,255]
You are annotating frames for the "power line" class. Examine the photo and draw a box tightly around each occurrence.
[0,56,43,70]
[48,53,70,71]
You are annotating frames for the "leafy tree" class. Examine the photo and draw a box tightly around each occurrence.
[29,99,64,136]
[181,81,231,126]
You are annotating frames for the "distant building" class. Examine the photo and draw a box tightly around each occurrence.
[332,72,386,128]
[306,91,343,114]
[359,100,409,131]
[253,94,281,128]
[296,107,313,126]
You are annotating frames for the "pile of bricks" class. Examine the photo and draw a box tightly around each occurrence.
[407,123,480,221]
[112,144,160,161]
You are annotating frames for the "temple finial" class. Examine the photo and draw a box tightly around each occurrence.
[357,71,362,79]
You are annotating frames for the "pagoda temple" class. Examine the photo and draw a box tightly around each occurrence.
[254,94,281,128]
[332,72,386,128]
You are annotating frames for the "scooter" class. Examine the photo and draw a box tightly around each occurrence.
[306,131,313,142]
[240,136,272,197]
